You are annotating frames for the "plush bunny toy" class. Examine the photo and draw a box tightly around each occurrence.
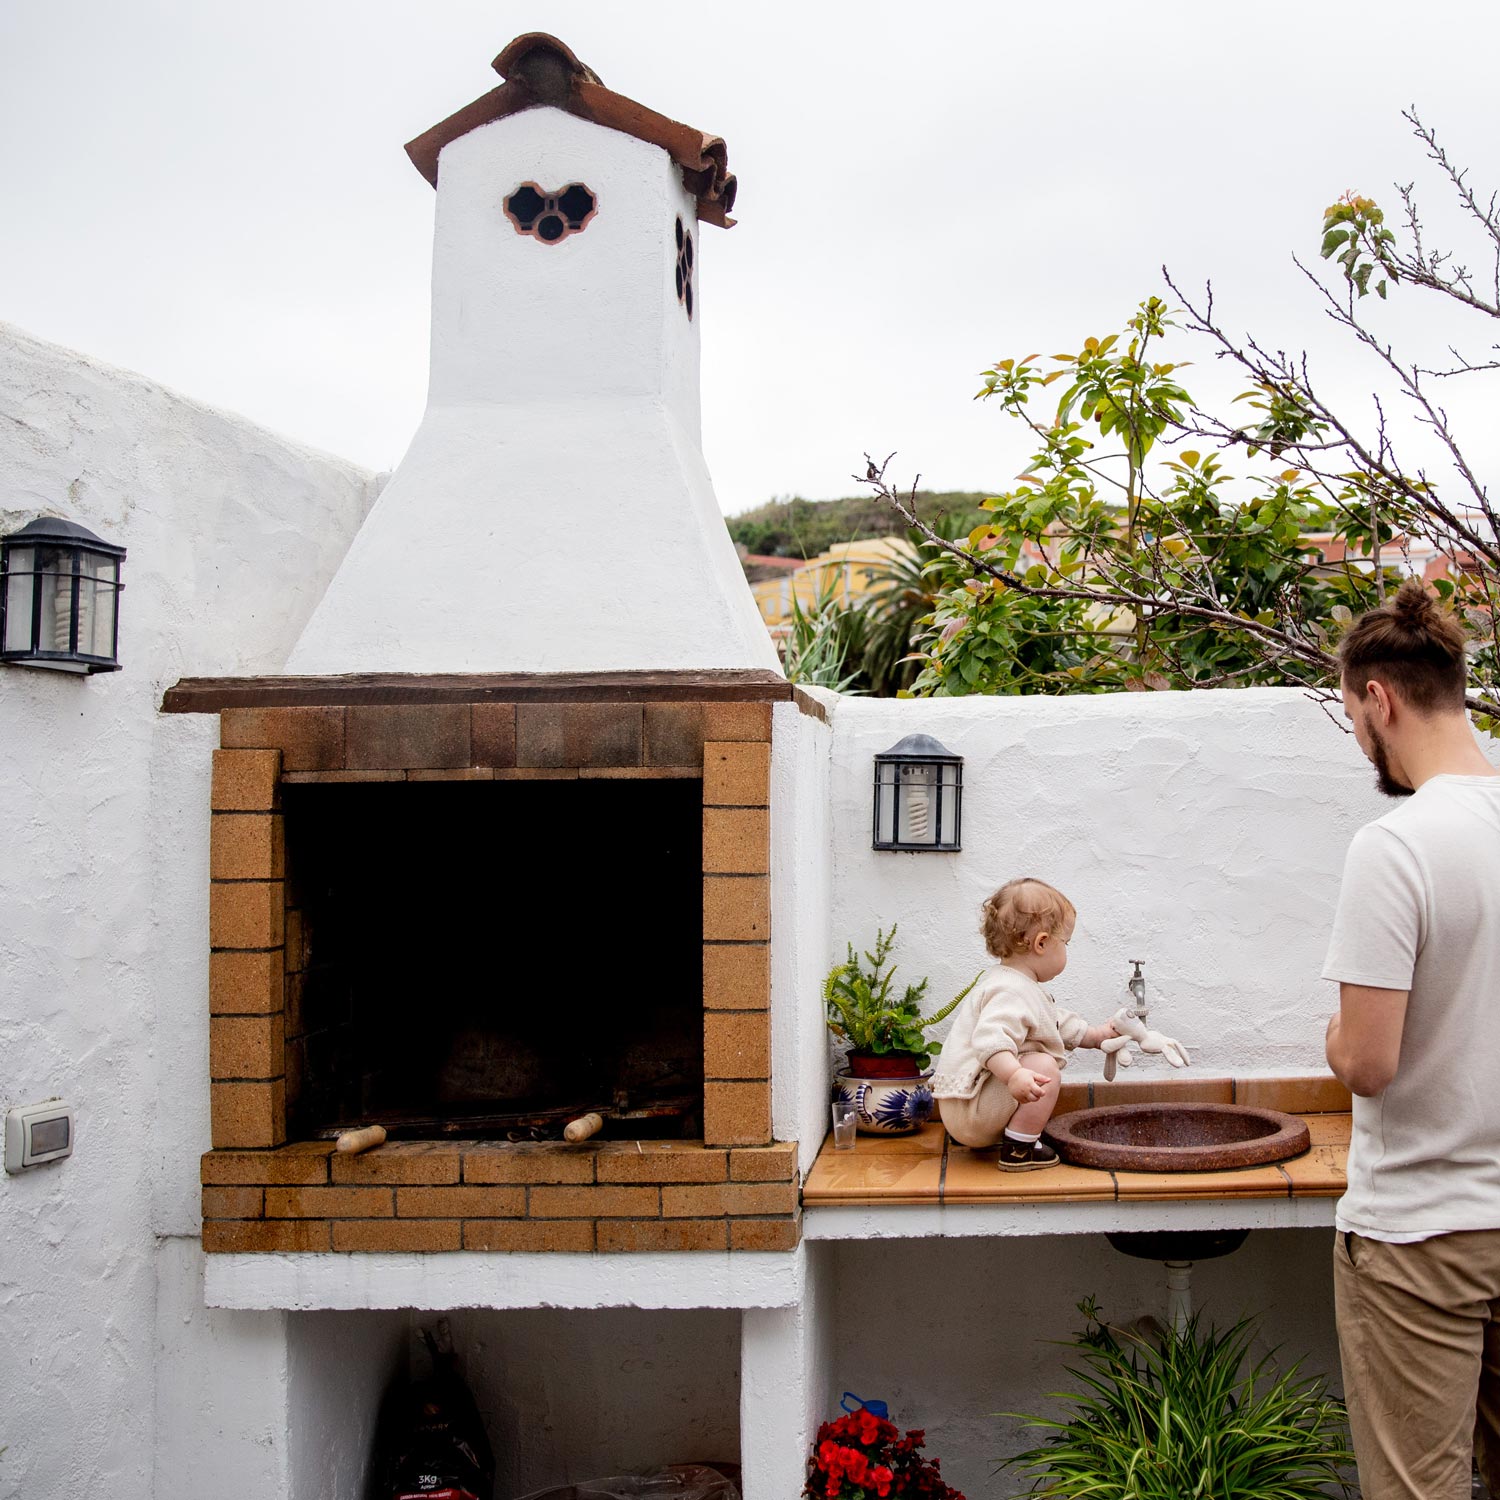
[1110,1007,1191,1068]
[1099,1029,1136,1081]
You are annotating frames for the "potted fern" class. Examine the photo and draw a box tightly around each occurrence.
[826,926,977,1135]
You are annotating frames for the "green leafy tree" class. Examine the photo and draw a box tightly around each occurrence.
[775,514,987,696]
[862,111,1500,729]
[869,298,1369,699]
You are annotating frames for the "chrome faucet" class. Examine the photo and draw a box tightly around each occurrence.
[1126,960,1148,1020]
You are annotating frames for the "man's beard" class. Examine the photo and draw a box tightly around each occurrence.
[1367,722,1415,799]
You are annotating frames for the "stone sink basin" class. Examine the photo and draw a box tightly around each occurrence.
[1045,1102,1310,1173]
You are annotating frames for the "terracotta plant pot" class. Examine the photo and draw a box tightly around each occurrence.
[845,1050,928,1078]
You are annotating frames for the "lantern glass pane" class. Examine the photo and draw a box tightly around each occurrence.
[938,765,960,847]
[79,576,113,658]
[875,762,898,846]
[78,553,117,658]
[37,545,75,653]
[4,546,36,653]
[897,762,939,846]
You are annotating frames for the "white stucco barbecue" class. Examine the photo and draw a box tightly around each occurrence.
[3,31,1463,1500]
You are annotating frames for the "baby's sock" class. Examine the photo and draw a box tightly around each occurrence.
[1004,1128,1040,1144]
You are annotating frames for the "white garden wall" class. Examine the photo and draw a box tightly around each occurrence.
[0,321,379,1499]
[823,688,1456,1079]
[799,684,1383,1490]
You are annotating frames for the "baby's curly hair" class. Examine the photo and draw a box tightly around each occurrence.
[981,877,1076,959]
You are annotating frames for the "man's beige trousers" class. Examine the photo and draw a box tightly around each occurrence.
[1334,1227,1500,1499]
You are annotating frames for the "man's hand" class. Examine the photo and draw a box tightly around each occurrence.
[1006,1068,1050,1103]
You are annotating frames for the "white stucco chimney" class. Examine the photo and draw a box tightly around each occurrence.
[287,35,780,677]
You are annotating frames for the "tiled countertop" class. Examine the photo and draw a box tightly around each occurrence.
[804,1080,1351,1210]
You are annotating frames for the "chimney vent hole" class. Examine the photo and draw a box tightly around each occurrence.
[674,216,695,320]
[504,182,597,243]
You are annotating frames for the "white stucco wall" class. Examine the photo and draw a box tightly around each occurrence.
[288,106,778,678]
[823,688,1443,1077]
[153,1237,293,1496]
[0,321,379,1500]
[742,1242,835,1500]
[287,1308,407,1500]
[770,696,836,1167]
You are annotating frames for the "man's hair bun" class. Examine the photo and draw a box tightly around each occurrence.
[1390,575,1440,630]
[1338,574,1469,712]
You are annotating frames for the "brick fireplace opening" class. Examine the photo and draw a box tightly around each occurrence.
[169,674,803,1254]
[282,776,706,1141]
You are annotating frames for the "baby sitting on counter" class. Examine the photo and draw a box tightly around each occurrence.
[931,877,1186,1171]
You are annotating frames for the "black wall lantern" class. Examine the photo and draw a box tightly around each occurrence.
[1,518,125,674]
[872,734,962,852]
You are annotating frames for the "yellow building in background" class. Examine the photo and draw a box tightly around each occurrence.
[747,537,915,631]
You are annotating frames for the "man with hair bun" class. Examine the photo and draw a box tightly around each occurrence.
[1323,575,1500,1499]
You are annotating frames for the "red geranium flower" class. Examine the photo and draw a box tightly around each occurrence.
[803,1408,965,1500]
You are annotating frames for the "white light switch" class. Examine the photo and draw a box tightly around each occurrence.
[5,1101,74,1172]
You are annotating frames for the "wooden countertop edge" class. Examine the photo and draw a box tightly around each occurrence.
[802,1110,1351,1208]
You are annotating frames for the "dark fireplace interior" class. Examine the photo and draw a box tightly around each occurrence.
[282,779,704,1141]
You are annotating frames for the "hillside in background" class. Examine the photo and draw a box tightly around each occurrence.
[726,490,993,558]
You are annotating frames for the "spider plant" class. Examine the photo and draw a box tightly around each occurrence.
[1003,1298,1354,1499]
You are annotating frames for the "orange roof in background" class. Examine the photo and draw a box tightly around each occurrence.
[405,33,738,227]
[1306,532,1477,578]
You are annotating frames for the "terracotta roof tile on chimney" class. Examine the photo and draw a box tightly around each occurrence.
[405,32,738,226]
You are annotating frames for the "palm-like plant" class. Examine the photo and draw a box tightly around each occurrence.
[1004,1299,1354,1499]
[854,514,985,696]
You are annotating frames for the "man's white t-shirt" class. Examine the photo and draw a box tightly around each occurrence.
[1323,773,1500,1240]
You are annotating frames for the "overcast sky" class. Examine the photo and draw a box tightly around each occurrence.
[3,2,1498,517]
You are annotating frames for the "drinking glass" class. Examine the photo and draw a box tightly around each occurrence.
[831,1100,858,1150]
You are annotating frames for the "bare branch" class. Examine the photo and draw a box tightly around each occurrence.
[1165,268,1500,571]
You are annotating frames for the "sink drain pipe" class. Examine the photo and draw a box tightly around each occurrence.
[1104,1230,1250,1333]
[1164,1260,1193,1333]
